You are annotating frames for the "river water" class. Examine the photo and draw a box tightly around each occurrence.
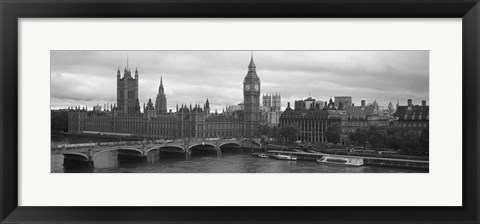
[51,135,423,173]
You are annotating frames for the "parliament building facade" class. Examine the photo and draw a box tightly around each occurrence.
[68,55,261,139]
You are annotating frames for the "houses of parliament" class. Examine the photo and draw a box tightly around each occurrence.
[67,55,262,139]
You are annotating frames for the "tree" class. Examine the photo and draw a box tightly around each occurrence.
[419,127,429,152]
[278,125,300,142]
[348,126,428,153]
[271,125,280,139]
[257,124,272,138]
[349,127,369,146]
[51,110,68,133]
[326,122,342,144]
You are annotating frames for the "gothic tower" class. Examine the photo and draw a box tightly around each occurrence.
[272,92,281,112]
[204,98,210,115]
[116,57,139,114]
[155,75,167,114]
[243,53,261,137]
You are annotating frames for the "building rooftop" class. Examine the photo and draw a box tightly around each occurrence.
[394,105,429,121]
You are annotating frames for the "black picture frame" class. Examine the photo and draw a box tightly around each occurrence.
[1,0,479,223]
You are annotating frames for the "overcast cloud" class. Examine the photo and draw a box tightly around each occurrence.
[51,51,429,111]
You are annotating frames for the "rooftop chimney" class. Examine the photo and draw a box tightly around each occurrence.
[408,99,412,107]
[422,100,426,106]
[361,100,366,107]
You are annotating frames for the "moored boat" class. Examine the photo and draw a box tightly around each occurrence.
[275,154,297,161]
[252,153,269,158]
[258,153,268,158]
[317,156,363,166]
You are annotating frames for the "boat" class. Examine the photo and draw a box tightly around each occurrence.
[252,153,269,158]
[275,154,297,161]
[317,156,363,166]
[258,153,268,158]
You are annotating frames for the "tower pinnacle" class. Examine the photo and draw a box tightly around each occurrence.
[159,75,164,93]
[249,52,256,69]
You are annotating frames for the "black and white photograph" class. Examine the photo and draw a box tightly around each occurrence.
[51,50,429,173]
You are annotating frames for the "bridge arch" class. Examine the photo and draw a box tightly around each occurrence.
[62,152,90,161]
[92,147,144,158]
[218,142,241,148]
[186,143,219,157]
[218,142,242,153]
[145,145,186,154]
[187,143,217,152]
[145,146,161,155]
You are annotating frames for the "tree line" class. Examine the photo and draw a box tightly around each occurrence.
[51,110,68,133]
[348,126,428,153]
[258,123,429,153]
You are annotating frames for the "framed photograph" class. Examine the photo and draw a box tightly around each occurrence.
[1,0,479,223]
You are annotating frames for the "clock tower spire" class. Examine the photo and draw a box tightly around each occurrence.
[243,52,261,137]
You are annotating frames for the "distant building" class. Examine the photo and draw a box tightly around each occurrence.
[93,104,102,112]
[340,99,391,145]
[260,106,282,126]
[279,102,342,143]
[261,93,283,125]
[393,99,429,129]
[294,97,324,110]
[224,104,243,117]
[155,76,167,114]
[334,96,352,109]
[116,65,140,114]
[263,93,281,112]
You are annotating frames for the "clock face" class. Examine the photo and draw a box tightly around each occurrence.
[245,84,250,91]
[254,85,259,91]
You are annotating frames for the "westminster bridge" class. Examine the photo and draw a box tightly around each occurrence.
[53,138,261,167]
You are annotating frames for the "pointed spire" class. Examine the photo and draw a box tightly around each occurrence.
[126,54,129,70]
[249,51,256,69]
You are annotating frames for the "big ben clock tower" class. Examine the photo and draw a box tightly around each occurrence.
[243,53,261,137]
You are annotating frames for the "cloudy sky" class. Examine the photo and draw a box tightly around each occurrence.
[51,51,429,111]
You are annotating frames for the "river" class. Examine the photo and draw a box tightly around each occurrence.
[51,135,423,173]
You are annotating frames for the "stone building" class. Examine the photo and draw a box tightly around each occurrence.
[279,102,342,143]
[294,97,324,110]
[116,63,140,114]
[243,54,261,137]
[334,96,352,109]
[68,55,260,139]
[260,93,283,125]
[338,99,391,144]
[393,99,429,129]
[262,92,281,112]
[155,76,167,114]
